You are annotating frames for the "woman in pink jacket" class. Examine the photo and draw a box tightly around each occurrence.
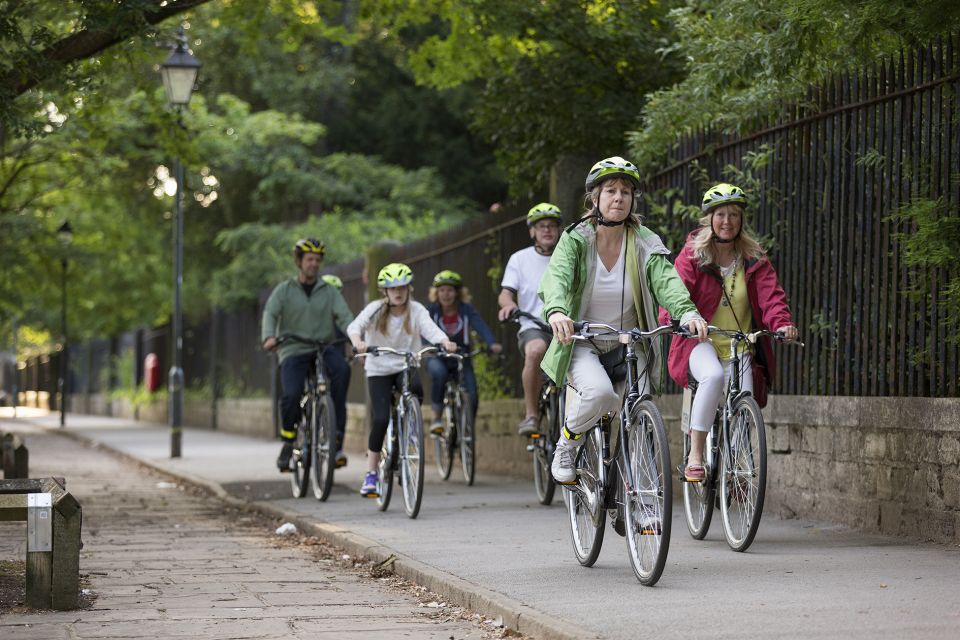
[659,183,798,482]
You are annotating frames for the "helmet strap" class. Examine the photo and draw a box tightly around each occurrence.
[534,243,554,256]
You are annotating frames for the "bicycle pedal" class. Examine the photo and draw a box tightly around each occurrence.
[362,492,379,499]
[526,443,536,453]
[528,433,541,439]
[335,459,347,469]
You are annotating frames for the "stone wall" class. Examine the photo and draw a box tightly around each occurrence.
[69,391,960,544]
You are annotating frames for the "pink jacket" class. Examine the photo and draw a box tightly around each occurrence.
[658,232,794,389]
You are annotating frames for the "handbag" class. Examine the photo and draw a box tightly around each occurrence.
[598,343,628,384]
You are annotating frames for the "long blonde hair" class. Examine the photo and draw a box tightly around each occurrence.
[691,204,764,267]
[374,286,414,335]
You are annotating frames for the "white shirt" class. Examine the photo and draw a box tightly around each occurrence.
[583,235,637,335]
[501,246,552,333]
[346,300,449,377]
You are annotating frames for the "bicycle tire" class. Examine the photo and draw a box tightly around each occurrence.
[565,426,605,566]
[682,430,716,539]
[401,395,425,518]
[532,390,558,505]
[290,399,311,499]
[310,394,337,501]
[719,394,767,552]
[457,387,476,486]
[376,411,396,511]
[434,387,455,481]
[622,400,672,586]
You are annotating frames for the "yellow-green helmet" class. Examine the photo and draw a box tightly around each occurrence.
[432,269,463,288]
[585,156,641,191]
[701,183,747,212]
[526,202,562,227]
[294,237,324,257]
[377,263,413,288]
[321,274,343,290]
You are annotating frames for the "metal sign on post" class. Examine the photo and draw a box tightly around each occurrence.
[27,492,53,552]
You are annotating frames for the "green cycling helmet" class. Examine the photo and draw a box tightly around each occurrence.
[321,274,343,290]
[701,183,747,212]
[526,202,562,227]
[377,263,413,288]
[585,156,641,192]
[432,269,463,288]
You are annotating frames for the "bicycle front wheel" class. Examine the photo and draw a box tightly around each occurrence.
[434,391,455,481]
[622,400,672,586]
[376,414,396,512]
[682,430,715,539]
[719,395,767,552]
[457,388,476,486]
[532,390,558,506]
[290,401,311,498]
[400,395,425,518]
[565,427,605,567]
[311,394,337,501]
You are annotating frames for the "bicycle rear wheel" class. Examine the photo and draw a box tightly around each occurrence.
[719,395,767,552]
[682,430,715,539]
[376,412,396,511]
[434,388,455,481]
[311,394,337,501]
[532,390,557,506]
[457,388,476,486]
[622,400,672,586]
[401,396,425,518]
[565,426,605,567]
[290,399,311,498]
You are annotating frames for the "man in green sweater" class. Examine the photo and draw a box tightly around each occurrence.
[262,238,354,472]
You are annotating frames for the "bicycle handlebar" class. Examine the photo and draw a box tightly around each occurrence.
[571,321,689,342]
[352,345,440,364]
[706,326,805,348]
[276,334,349,348]
[502,308,552,334]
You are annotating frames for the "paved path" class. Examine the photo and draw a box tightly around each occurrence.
[5,412,960,639]
[0,420,496,639]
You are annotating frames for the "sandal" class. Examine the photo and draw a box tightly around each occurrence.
[684,463,705,483]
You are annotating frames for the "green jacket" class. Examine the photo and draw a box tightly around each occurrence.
[261,278,354,363]
[538,220,701,390]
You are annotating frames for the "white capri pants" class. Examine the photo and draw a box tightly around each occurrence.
[688,341,753,432]
[564,341,650,435]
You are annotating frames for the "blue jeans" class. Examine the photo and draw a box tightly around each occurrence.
[280,349,351,444]
[426,357,478,418]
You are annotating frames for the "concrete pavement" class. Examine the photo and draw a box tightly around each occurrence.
[4,411,960,639]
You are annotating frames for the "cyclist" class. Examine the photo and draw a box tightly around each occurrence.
[425,269,503,434]
[498,202,563,436]
[658,183,797,483]
[319,273,352,467]
[539,156,707,485]
[347,263,457,497]
[262,238,354,473]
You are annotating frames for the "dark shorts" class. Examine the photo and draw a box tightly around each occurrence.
[517,328,552,358]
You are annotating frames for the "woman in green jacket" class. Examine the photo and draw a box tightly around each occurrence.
[538,156,707,485]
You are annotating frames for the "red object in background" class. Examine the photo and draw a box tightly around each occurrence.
[144,353,161,392]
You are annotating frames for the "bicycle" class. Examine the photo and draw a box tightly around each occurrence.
[502,309,561,506]
[353,345,437,519]
[431,348,483,486]
[680,328,803,552]
[277,334,344,502]
[562,321,688,586]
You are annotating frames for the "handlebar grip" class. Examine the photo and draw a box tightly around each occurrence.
[572,321,587,333]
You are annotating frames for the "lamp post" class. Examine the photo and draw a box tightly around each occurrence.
[56,220,73,428]
[160,28,200,458]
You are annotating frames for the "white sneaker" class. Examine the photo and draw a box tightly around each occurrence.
[551,441,579,484]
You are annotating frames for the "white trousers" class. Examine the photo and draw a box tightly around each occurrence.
[688,341,753,432]
[564,342,650,435]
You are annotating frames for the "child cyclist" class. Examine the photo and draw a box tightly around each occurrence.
[425,270,503,434]
[347,263,458,497]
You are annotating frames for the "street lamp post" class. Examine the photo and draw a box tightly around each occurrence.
[160,28,200,458]
[57,220,73,427]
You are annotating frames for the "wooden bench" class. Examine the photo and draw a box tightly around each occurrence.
[0,477,82,609]
[2,432,29,478]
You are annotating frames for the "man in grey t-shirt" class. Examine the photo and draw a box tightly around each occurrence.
[497,203,561,436]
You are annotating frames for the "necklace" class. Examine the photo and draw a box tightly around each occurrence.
[720,258,737,307]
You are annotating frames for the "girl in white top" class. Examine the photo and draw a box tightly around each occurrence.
[347,263,456,497]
